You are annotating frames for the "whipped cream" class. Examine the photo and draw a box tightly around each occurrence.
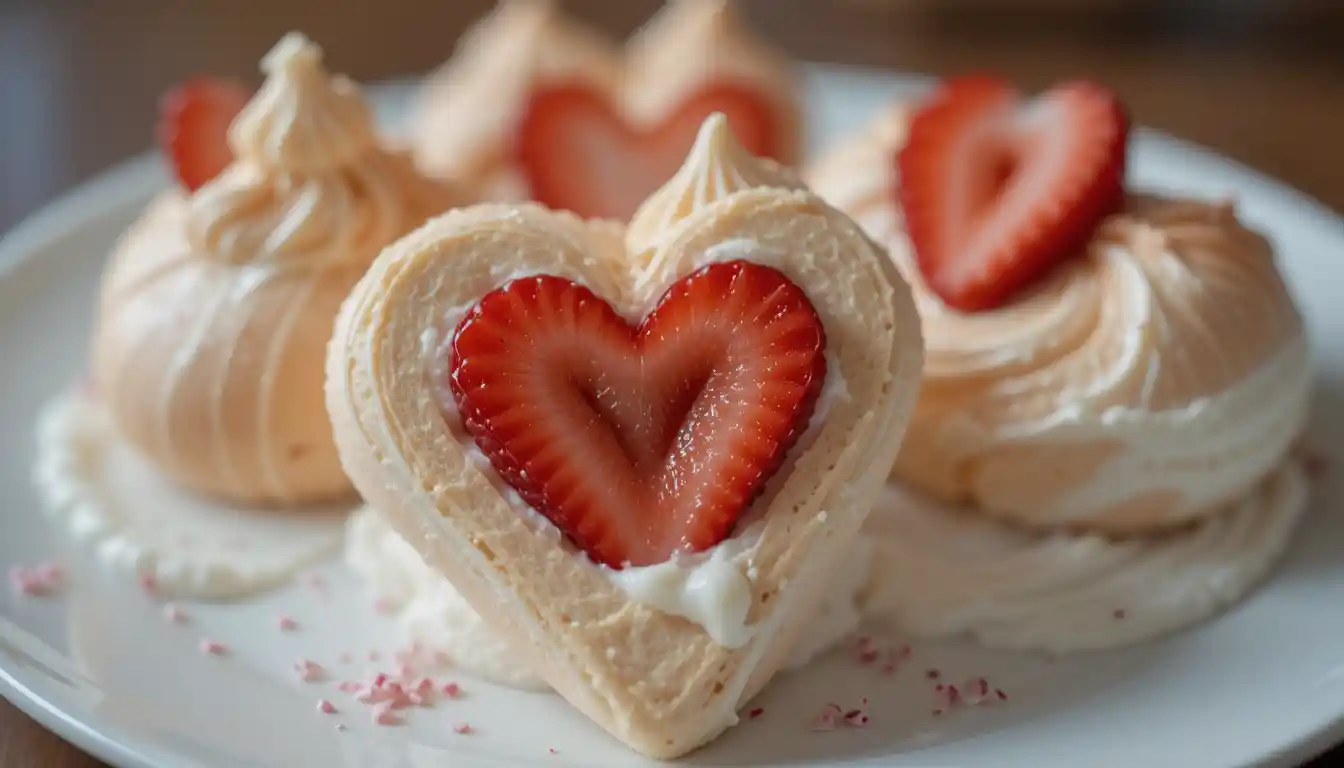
[807,109,1311,530]
[346,506,867,686]
[91,33,458,505]
[34,394,348,598]
[863,461,1309,652]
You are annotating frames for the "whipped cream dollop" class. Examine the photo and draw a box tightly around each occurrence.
[346,507,869,687]
[34,394,348,598]
[862,462,1309,652]
[91,33,458,505]
[807,109,1311,530]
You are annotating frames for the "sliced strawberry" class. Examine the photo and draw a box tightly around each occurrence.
[157,77,251,192]
[449,260,826,568]
[515,84,784,221]
[897,75,1128,312]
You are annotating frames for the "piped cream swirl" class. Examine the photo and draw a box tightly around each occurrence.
[808,108,1311,530]
[188,32,457,268]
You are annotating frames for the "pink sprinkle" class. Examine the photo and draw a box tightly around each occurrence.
[996,688,1009,701]
[843,709,869,727]
[373,673,389,687]
[372,703,402,726]
[277,615,299,632]
[337,681,362,694]
[748,707,764,719]
[548,747,558,754]
[9,563,64,597]
[415,677,435,695]
[453,722,473,735]
[294,659,325,683]
[810,702,843,732]
[199,639,227,656]
[408,692,426,706]
[35,562,63,582]
[162,603,188,624]
[316,699,337,714]
[442,682,461,698]
[138,572,157,594]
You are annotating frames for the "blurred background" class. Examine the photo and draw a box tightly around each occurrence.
[1,0,1342,234]
[0,0,1341,764]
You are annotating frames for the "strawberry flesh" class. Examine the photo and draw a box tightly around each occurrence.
[897,75,1128,312]
[516,84,784,221]
[157,77,251,192]
[449,260,826,568]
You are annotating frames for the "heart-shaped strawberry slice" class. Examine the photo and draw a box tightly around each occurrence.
[448,260,826,568]
[898,76,1128,312]
[515,84,784,221]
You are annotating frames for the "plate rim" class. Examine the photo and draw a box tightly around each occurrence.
[2,65,1343,768]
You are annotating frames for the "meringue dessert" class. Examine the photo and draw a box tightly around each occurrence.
[327,115,922,758]
[33,34,461,597]
[89,33,459,507]
[806,79,1312,651]
[409,0,800,220]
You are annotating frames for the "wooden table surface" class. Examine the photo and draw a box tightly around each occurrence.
[0,1,1341,765]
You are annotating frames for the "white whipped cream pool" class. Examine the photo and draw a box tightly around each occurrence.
[863,461,1309,652]
[33,394,350,598]
[347,457,1309,685]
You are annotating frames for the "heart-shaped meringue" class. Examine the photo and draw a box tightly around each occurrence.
[327,116,921,758]
[411,0,800,215]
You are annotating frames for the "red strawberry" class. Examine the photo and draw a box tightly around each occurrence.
[449,260,826,568]
[515,84,785,221]
[157,77,251,192]
[897,75,1128,312]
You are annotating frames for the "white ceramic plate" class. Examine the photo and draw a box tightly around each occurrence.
[3,66,1344,768]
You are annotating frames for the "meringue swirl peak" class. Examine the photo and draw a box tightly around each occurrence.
[232,32,376,174]
[627,112,802,253]
[185,32,457,268]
